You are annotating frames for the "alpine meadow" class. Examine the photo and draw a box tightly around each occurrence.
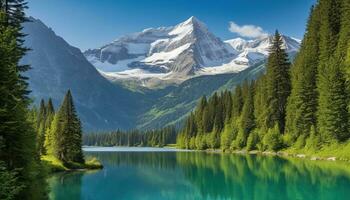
[1,0,350,200]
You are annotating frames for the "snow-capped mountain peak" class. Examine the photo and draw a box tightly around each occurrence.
[84,17,300,88]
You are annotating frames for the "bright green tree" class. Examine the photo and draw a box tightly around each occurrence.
[50,90,84,164]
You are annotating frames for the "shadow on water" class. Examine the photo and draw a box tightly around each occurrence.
[48,151,350,200]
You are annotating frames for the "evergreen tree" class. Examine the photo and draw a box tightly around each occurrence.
[36,99,46,155]
[264,31,291,133]
[231,85,243,119]
[318,0,341,63]
[285,5,321,144]
[316,0,349,143]
[43,98,55,155]
[239,81,255,147]
[0,0,47,199]
[50,90,84,164]
[317,57,349,143]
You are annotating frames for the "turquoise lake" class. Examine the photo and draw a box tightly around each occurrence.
[48,147,350,200]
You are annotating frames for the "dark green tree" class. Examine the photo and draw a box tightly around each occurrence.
[265,31,291,133]
[0,0,48,199]
[317,57,349,143]
[239,81,255,147]
[36,99,46,155]
[285,5,321,144]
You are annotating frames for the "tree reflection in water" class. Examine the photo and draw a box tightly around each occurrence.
[48,151,350,200]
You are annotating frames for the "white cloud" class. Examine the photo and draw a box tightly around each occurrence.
[229,21,268,38]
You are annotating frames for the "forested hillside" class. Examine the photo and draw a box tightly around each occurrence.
[83,126,177,147]
[177,0,350,158]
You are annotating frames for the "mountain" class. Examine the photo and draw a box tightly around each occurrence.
[22,17,300,131]
[21,17,143,131]
[84,17,300,89]
[136,61,266,129]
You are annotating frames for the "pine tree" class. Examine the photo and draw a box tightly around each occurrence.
[43,98,55,155]
[285,5,321,144]
[254,75,268,132]
[195,96,207,134]
[231,85,243,119]
[336,0,350,60]
[51,90,84,164]
[316,0,348,144]
[36,99,46,155]
[264,31,291,133]
[0,0,47,198]
[318,0,341,63]
[317,57,349,143]
[239,81,255,147]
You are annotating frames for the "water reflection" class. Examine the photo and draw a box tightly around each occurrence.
[49,151,350,200]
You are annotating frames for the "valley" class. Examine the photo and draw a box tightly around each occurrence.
[22,17,299,131]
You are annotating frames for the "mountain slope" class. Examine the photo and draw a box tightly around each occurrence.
[21,18,142,131]
[137,61,266,129]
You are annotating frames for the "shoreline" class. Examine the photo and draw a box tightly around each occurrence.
[42,155,103,174]
[81,146,350,164]
[200,148,350,163]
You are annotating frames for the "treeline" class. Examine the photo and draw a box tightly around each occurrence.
[84,126,177,147]
[177,0,350,152]
[0,0,47,199]
[31,90,85,165]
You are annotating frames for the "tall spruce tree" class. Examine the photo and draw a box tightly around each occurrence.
[317,57,348,143]
[36,99,47,155]
[316,0,349,143]
[239,81,255,146]
[43,98,54,155]
[50,90,84,164]
[264,31,291,134]
[285,5,321,143]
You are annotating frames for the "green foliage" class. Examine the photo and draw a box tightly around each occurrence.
[0,1,48,199]
[0,162,23,200]
[305,125,321,151]
[220,124,234,151]
[285,5,320,141]
[172,0,350,158]
[263,125,283,151]
[264,31,291,133]
[48,90,85,164]
[246,130,259,151]
[317,57,349,144]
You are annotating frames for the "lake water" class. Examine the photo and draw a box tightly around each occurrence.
[48,147,350,200]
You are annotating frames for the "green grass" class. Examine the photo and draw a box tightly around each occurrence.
[84,157,103,170]
[41,155,103,173]
[283,141,350,161]
[41,155,68,172]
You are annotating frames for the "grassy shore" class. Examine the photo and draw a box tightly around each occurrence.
[282,142,350,162]
[42,155,103,173]
[177,141,350,163]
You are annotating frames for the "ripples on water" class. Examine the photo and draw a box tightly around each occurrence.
[49,147,350,200]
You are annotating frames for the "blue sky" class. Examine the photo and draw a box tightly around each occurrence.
[27,0,315,51]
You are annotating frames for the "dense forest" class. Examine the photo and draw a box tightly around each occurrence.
[0,0,48,199]
[31,91,85,166]
[0,1,89,199]
[177,0,350,155]
[83,126,177,147]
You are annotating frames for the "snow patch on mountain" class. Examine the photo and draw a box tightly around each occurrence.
[84,17,300,88]
[143,43,192,65]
